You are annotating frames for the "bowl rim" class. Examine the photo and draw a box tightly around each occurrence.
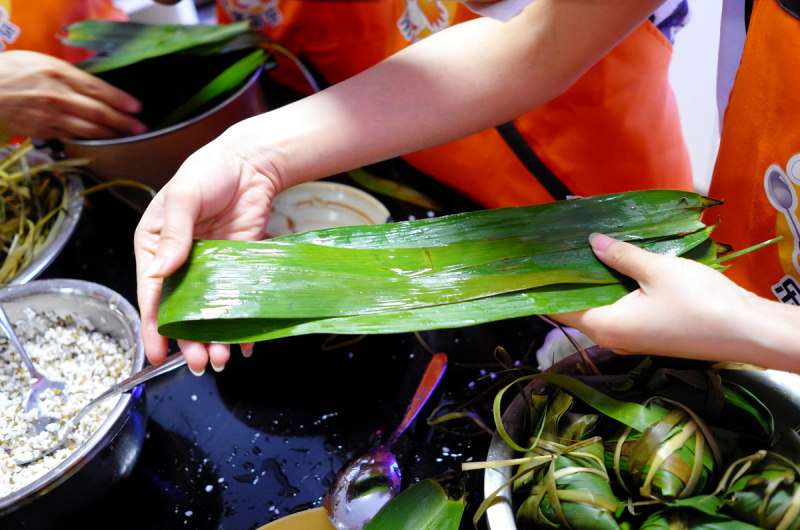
[483,349,800,529]
[0,279,145,514]
[268,181,392,233]
[60,64,265,146]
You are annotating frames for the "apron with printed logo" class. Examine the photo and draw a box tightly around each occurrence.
[388,1,693,207]
[0,0,126,63]
[705,0,800,303]
[217,0,693,207]
[216,0,394,93]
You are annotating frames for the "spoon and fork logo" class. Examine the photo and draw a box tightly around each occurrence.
[765,155,800,302]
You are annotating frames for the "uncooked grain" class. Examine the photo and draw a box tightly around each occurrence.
[0,308,131,498]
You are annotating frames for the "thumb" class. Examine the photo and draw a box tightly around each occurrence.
[142,195,199,280]
[588,233,659,283]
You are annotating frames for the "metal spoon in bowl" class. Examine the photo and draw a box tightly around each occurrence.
[0,303,66,435]
[326,352,448,530]
[15,351,187,466]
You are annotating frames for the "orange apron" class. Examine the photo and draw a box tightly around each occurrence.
[0,0,126,63]
[388,2,693,207]
[705,0,800,303]
[216,1,692,208]
[216,0,395,93]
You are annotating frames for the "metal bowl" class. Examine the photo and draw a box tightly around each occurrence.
[0,147,84,287]
[0,279,146,526]
[7,172,83,286]
[483,349,800,529]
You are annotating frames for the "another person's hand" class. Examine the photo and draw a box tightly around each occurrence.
[0,50,146,139]
[555,233,799,371]
[134,129,280,375]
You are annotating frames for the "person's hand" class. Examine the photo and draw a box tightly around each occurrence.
[134,129,281,375]
[0,50,146,139]
[554,233,777,366]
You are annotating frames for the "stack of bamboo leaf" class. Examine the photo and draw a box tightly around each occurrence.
[157,190,740,343]
[60,20,272,131]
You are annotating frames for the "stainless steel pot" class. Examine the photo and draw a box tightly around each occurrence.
[61,66,268,212]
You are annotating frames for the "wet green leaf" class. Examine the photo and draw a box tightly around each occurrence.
[364,479,464,530]
[61,20,261,73]
[158,191,722,343]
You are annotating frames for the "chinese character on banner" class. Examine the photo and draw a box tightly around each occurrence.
[772,275,800,305]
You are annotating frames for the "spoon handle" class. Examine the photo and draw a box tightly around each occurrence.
[386,352,447,447]
[0,304,43,379]
[72,352,187,426]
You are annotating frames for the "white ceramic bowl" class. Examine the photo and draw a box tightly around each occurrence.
[266,182,391,237]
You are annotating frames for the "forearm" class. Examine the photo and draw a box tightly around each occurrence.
[222,0,662,189]
[730,294,800,372]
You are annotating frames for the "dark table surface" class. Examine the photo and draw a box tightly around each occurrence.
[6,134,554,529]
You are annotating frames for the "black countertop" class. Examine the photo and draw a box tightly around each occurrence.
[7,153,553,529]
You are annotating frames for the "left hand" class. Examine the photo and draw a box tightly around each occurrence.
[134,130,279,374]
[0,51,145,139]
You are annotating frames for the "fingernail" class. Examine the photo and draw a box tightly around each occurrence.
[124,98,143,114]
[241,343,254,358]
[210,360,225,373]
[145,255,168,278]
[189,365,205,377]
[588,233,614,252]
[129,121,147,135]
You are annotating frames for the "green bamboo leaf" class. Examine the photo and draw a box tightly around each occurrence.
[62,20,256,73]
[157,282,632,343]
[640,506,762,529]
[721,381,774,438]
[528,375,718,500]
[508,390,621,529]
[517,437,623,529]
[364,479,464,530]
[154,49,266,129]
[522,373,665,432]
[646,366,774,441]
[720,431,800,529]
[514,391,574,490]
[272,190,712,250]
[158,191,716,342]
[173,31,272,57]
[160,230,703,319]
[157,228,710,341]
[665,494,726,516]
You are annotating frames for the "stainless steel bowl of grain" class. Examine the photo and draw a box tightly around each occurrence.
[0,279,146,527]
[483,349,800,529]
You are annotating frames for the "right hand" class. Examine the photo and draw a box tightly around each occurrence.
[0,50,146,139]
[134,128,282,375]
[554,234,800,372]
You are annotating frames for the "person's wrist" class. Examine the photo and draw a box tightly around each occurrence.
[728,291,800,372]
